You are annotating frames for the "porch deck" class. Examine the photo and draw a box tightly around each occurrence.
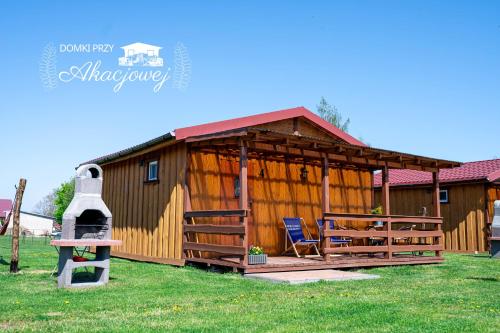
[187,254,444,273]
[184,210,445,273]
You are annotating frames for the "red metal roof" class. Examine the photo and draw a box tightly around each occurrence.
[0,199,12,218]
[85,106,366,166]
[374,159,500,187]
[174,106,366,146]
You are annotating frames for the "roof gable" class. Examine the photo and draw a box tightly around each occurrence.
[174,107,366,146]
[374,158,500,186]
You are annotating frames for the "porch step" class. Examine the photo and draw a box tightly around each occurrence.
[244,269,379,284]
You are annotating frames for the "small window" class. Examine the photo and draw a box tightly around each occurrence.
[439,189,448,203]
[147,160,158,181]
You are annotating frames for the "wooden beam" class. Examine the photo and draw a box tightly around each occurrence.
[183,242,246,255]
[381,166,391,215]
[324,246,389,254]
[184,209,248,218]
[392,245,442,252]
[247,142,440,172]
[325,230,387,238]
[321,156,330,214]
[183,224,246,235]
[323,212,443,224]
[185,129,248,143]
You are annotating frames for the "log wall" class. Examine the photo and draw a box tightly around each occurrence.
[101,142,186,265]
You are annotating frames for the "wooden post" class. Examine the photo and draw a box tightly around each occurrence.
[386,218,392,260]
[432,171,442,257]
[10,178,27,273]
[381,167,392,260]
[321,157,330,214]
[321,157,330,262]
[239,141,249,266]
[432,171,441,218]
[381,166,390,215]
[323,222,330,263]
[182,147,192,259]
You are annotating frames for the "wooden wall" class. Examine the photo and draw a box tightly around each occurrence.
[375,183,488,252]
[188,151,373,256]
[101,143,186,265]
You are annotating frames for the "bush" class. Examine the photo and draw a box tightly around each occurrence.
[53,178,75,223]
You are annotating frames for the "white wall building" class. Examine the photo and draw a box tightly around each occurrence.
[5,211,55,236]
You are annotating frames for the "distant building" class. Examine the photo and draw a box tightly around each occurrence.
[0,199,12,224]
[374,159,500,252]
[5,211,55,236]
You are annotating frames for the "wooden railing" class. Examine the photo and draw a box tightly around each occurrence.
[322,212,443,262]
[183,210,248,264]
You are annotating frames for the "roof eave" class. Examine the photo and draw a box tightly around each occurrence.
[80,132,175,166]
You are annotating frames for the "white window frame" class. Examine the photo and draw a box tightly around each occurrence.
[439,189,448,203]
[147,160,158,181]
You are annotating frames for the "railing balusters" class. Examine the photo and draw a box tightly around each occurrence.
[322,213,444,260]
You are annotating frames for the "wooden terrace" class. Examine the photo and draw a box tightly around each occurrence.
[181,121,457,273]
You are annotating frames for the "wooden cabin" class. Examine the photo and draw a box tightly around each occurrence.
[374,159,500,253]
[86,107,461,273]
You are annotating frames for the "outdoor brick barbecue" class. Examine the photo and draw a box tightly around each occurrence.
[51,164,121,288]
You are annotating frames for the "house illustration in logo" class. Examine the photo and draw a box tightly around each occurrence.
[118,42,164,67]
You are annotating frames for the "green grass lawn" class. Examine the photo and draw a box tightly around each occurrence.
[0,236,499,332]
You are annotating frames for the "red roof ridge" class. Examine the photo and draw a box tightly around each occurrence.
[174,106,366,146]
[374,158,500,186]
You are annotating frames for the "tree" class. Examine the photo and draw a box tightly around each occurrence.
[316,97,350,132]
[53,178,75,223]
[33,189,56,217]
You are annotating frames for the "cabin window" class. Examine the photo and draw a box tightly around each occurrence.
[147,160,158,182]
[439,189,448,203]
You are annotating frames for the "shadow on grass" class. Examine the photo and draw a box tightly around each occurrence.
[465,276,499,282]
[462,254,491,259]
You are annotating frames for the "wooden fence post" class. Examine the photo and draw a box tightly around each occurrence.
[10,178,27,273]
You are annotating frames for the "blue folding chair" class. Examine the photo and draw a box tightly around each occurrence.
[316,219,352,247]
[282,217,321,257]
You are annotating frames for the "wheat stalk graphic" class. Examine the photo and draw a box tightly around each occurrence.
[39,43,58,91]
[172,42,191,91]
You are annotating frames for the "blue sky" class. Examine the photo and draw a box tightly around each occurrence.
[0,1,499,210]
